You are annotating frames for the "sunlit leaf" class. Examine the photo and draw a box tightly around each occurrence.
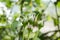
[3,35,11,40]
[58,38,60,40]
[0,0,4,2]
[6,0,12,8]
[29,33,35,38]
[13,13,20,20]
[47,15,52,21]
[57,2,60,7]
[35,0,40,5]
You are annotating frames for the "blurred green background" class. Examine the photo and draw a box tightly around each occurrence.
[0,0,60,40]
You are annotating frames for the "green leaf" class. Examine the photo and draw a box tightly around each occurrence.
[0,0,4,2]
[6,0,12,8]
[34,11,42,20]
[0,14,7,23]
[57,2,60,7]
[22,21,28,27]
[0,0,12,8]
[47,15,52,21]
[38,23,43,29]
[33,37,40,40]
[13,13,20,20]
[3,35,11,40]
[11,20,18,31]
[35,0,40,5]
[28,20,37,26]
[11,21,18,27]
[53,18,59,26]
[58,38,60,40]
[29,33,35,38]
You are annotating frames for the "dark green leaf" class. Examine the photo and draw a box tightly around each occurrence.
[53,18,59,26]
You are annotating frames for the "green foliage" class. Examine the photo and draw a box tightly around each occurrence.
[57,2,60,7]
[0,0,60,40]
[0,0,4,2]
[3,35,11,40]
[11,20,18,29]
[5,0,12,8]
[25,0,31,5]
[0,14,7,23]
[35,0,40,5]
[0,0,12,8]
[53,18,59,26]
